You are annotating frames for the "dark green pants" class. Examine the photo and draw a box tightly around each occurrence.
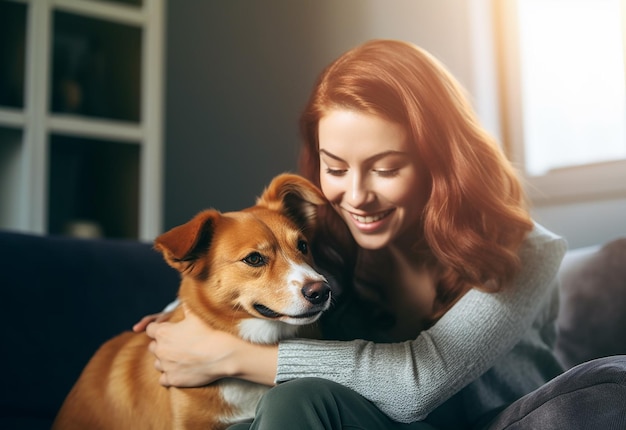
[227,377,436,430]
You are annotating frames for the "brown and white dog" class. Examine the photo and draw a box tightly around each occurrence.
[52,173,331,430]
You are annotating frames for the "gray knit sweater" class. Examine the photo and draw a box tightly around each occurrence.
[276,224,568,424]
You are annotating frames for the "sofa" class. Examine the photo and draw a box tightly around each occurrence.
[0,230,624,429]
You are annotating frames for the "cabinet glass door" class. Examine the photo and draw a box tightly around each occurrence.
[48,135,140,239]
[51,11,142,122]
[0,1,27,109]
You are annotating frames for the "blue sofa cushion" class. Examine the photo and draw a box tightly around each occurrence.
[0,231,179,429]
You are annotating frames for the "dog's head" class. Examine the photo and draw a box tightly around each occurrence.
[154,174,331,343]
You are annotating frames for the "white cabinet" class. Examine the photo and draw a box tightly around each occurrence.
[0,0,165,240]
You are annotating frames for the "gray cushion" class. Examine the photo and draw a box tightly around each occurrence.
[485,356,626,430]
[556,238,626,369]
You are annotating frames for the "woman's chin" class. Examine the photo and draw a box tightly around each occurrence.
[352,233,392,250]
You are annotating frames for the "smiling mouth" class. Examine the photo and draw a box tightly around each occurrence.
[253,304,324,320]
[350,209,394,224]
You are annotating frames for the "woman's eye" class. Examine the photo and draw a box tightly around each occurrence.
[324,167,347,176]
[373,169,399,178]
[297,239,308,255]
[242,252,266,267]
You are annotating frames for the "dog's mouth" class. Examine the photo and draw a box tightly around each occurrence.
[253,304,324,320]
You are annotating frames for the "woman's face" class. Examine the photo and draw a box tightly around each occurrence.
[318,109,427,251]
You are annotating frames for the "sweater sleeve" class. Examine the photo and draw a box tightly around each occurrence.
[276,224,567,423]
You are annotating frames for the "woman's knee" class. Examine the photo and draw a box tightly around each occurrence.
[259,377,344,409]
[251,378,349,429]
[254,378,437,430]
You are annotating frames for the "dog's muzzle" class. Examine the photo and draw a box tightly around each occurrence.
[253,281,331,319]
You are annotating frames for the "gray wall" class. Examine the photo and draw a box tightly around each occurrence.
[533,198,626,249]
[163,0,479,229]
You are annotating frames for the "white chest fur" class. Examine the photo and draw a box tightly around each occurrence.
[219,379,270,424]
[237,318,298,344]
[218,319,298,424]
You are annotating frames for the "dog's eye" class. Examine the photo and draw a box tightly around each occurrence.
[297,239,308,255]
[242,252,266,267]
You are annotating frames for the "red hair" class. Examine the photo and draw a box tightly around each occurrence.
[299,40,533,320]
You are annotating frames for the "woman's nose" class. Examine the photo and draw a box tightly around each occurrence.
[346,173,370,207]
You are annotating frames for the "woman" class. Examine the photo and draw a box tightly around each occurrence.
[137,40,575,429]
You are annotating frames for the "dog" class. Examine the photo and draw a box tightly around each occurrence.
[52,173,331,430]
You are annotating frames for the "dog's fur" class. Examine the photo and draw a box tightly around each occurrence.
[52,174,330,430]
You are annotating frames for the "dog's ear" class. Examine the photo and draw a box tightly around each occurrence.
[256,173,327,233]
[154,210,220,273]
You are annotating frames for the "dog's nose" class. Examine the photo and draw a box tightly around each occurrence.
[301,281,330,305]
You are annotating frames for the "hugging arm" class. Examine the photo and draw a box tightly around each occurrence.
[276,225,567,423]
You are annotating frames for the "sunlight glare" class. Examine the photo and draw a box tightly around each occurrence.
[516,0,626,175]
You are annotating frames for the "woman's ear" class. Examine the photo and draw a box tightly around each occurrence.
[154,210,221,272]
[256,173,327,233]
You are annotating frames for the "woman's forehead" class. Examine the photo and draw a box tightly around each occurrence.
[318,109,410,155]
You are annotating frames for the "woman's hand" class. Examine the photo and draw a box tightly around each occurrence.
[132,311,170,333]
[144,306,279,388]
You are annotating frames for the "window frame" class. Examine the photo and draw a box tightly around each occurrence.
[494,0,626,206]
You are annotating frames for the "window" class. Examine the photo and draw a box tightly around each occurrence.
[497,0,626,204]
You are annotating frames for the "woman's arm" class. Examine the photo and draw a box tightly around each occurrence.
[276,224,567,422]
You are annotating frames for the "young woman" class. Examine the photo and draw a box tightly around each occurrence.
[136,40,621,429]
